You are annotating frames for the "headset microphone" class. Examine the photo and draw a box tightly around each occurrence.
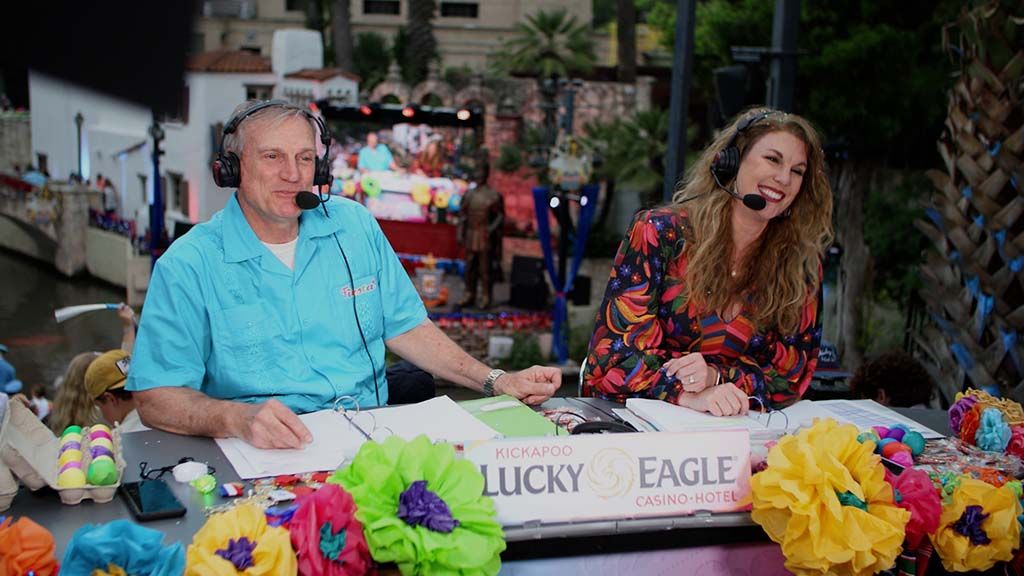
[294,188,332,218]
[711,171,767,211]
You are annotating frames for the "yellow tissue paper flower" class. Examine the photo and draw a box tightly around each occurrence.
[931,478,1021,572]
[751,419,909,576]
[186,504,297,576]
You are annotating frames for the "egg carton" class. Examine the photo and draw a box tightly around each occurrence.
[0,401,17,511]
[0,400,125,505]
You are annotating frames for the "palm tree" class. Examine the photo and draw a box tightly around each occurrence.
[914,1,1024,403]
[406,0,438,85]
[498,8,596,78]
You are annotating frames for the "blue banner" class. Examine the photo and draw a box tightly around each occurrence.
[531,184,599,363]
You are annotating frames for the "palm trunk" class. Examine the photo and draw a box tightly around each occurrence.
[616,0,636,83]
[833,157,873,374]
[332,0,354,72]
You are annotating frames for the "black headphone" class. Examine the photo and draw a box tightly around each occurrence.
[709,110,777,184]
[212,99,333,189]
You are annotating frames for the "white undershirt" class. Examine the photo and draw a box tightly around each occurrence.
[262,237,298,270]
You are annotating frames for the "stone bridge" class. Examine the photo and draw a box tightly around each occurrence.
[0,175,101,276]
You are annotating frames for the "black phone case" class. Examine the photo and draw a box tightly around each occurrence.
[118,481,187,522]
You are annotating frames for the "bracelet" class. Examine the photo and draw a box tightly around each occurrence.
[713,369,722,387]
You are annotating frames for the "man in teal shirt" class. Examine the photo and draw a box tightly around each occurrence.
[127,101,560,449]
[356,132,397,171]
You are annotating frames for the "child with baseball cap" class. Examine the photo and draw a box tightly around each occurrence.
[85,350,148,433]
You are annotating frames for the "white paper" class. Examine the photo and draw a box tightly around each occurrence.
[348,396,500,443]
[215,410,360,479]
[215,397,501,479]
[815,399,943,439]
[624,398,943,439]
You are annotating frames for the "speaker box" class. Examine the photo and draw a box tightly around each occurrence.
[569,275,591,306]
[509,256,549,310]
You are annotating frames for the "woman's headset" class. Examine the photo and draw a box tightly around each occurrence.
[709,109,778,185]
[211,99,333,189]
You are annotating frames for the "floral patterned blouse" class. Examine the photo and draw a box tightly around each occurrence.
[583,207,823,409]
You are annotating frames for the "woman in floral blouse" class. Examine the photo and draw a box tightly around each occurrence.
[583,109,833,415]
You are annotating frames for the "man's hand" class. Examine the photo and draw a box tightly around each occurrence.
[230,399,313,449]
[679,383,749,416]
[495,365,561,405]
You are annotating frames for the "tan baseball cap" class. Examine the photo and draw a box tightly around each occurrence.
[85,349,131,399]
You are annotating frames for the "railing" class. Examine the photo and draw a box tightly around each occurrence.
[202,0,257,19]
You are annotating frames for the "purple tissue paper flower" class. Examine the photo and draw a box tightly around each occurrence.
[397,480,460,533]
[953,505,991,546]
[950,396,979,434]
[215,536,257,570]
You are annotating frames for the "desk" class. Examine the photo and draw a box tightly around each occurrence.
[6,400,951,572]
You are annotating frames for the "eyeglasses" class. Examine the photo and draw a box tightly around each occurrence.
[138,457,216,481]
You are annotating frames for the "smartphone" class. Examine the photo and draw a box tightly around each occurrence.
[119,479,187,522]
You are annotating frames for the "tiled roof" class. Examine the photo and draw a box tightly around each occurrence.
[186,50,271,73]
[284,68,361,82]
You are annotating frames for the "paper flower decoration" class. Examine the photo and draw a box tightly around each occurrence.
[884,469,941,549]
[751,419,909,576]
[411,182,432,206]
[949,395,978,433]
[0,517,60,576]
[61,519,183,576]
[290,483,372,576]
[361,176,381,198]
[1008,426,1024,458]
[976,407,1012,452]
[433,189,451,209]
[931,478,1021,572]
[960,404,983,447]
[448,193,462,213]
[342,180,357,198]
[186,504,297,576]
[329,435,506,576]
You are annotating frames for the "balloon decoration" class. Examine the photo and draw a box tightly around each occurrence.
[360,176,382,199]
[410,182,432,206]
[433,189,450,210]
[341,181,357,198]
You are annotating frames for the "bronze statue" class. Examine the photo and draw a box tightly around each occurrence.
[457,157,504,309]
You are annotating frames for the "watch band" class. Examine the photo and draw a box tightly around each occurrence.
[483,369,505,397]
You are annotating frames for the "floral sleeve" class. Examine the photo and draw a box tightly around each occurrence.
[583,210,685,403]
[713,268,824,409]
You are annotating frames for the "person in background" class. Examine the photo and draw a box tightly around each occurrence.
[49,352,103,434]
[29,385,51,424]
[0,344,22,395]
[357,132,398,172]
[849,350,935,408]
[86,349,147,432]
[584,109,832,416]
[412,139,446,178]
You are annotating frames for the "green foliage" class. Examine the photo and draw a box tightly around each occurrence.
[500,333,547,370]
[569,320,595,365]
[582,108,669,206]
[496,8,597,78]
[593,0,616,29]
[496,144,523,173]
[353,32,391,92]
[864,173,930,303]
[585,222,625,259]
[443,65,475,92]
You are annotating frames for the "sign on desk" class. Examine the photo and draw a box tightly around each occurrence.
[461,430,751,526]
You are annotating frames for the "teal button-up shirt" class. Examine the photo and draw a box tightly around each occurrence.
[126,194,427,412]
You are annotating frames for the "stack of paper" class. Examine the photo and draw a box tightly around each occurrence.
[624,398,942,439]
[459,395,565,437]
[216,396,501,479]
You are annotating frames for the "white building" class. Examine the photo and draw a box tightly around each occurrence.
[28,29,358,237]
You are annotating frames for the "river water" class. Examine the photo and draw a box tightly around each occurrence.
[0,248,126,392]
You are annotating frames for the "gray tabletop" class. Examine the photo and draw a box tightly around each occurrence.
[8,400,950,558]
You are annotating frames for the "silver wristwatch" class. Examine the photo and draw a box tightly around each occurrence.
[483,369,505,397]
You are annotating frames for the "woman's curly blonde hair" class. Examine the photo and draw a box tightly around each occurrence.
[672,108,833,333]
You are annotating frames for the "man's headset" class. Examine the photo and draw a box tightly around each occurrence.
[212,99,333,190]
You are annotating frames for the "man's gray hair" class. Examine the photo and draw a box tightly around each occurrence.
[221,100,319,156]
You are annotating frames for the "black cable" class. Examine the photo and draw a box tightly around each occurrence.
[333,232,382,407]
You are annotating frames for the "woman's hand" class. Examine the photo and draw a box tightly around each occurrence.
[661,353,718,393]
[679,383,749,416]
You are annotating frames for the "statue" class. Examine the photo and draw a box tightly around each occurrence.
[457,155,504,309]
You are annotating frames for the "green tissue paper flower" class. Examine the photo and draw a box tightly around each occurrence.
[328,435,506,576]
